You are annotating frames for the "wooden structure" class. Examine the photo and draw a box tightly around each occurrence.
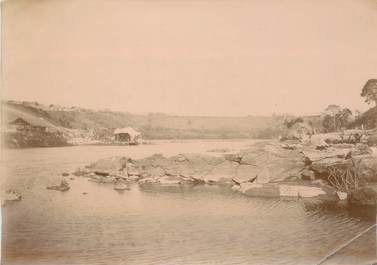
[114,127,141,144]
[8,118,31,131]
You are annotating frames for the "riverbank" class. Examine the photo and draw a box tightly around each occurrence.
[3,131,70,148]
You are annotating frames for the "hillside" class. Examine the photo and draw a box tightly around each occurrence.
[2,101,284,142]
[2,100,329,149]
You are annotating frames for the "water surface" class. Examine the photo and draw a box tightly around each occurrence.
[1,140,376,265]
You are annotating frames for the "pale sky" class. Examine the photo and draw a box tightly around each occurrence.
[2,0,377,116]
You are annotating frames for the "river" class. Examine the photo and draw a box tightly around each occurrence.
[1,140,376,265]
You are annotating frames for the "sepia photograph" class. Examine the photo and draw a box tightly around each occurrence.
[1,0,377,264]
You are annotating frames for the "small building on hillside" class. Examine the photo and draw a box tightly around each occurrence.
[7,117,48,133]
[114,127,142,144]
[8,118,31,131]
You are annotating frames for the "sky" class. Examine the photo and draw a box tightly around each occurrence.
[2,0,377,116]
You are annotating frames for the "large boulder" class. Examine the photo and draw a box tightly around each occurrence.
[238,183,280,197]
[350,144,373,156]
[301,169,315,180]
[114,182,130,191]
[3,190,22,202]
[87,156,128,175]
[136,153,223,180]
[138,177,160,184]
[307,151,377,182]
[137,154,169,168]
[265,158,304,181]
[158,175,184,185]
[224,153,242,163]
[179,153,225,175]
[47,180,70,191]
[238,182,327,198]
[310,157,349,175]
[141,166,166,178]
[203,161,238,184]
[233,164,260,183]
[72,168,91,177]
[238,141,306,183]
[181,153,225,165]
[279,184,326,198]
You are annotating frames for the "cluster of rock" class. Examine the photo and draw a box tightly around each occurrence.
[70,141,373,203]
[46,179,71,191]
[69,140,377,205]
[1,189,22,206]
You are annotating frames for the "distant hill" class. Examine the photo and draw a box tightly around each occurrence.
[1,101,328,148]
[2,100,284,140]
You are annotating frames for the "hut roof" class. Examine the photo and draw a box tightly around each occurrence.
[9,118,30,126]
[114,127,141,137]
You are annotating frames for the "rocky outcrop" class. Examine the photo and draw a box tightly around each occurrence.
[46,180,70,191]
[81,141,308,187]
[238,142,306,182]
[301,169,315,180]
[114,182,129,191]
[2,190,22,204]
[203,161,238,184]
[302,144,377,181]
[79,139,377,202]
[86,156,128,176]
[158,175,184,185]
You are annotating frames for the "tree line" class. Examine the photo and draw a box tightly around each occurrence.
[321,79,377,132]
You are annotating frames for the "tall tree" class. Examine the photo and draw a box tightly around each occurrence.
[361,79,377,106]
[322,105,352,132]
[336,108,352,129]
[323,105,341,132]
[322,115,335,132]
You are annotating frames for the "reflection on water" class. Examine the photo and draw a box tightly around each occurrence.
[303,200,376,222]
[1,141,376,265]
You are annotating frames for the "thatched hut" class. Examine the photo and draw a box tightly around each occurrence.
[8,118,31,131]
[114,127,141,144]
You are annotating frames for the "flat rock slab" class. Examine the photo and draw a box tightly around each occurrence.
[46,180,70,191]
[114,183,130,191]
[238,183,327,198]
[158,175,183,185]
[239,183,280,197]
[279,184,326,197]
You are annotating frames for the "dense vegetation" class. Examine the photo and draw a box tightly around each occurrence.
[3,131,68,148]
[351,106,377,130]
